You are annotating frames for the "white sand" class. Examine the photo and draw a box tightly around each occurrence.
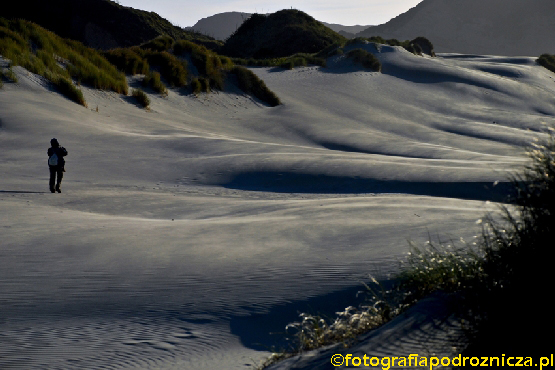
[1,45,554,369]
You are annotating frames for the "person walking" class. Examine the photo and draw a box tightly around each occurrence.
[47,138,68,193]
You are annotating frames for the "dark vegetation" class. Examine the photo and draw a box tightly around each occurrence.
[345,48,381,72]
[221,10,346,59]
[132,88,150,108]
[317,36,436,58]
[229,66,281,106]
[265,127,555,366]
[0,18,281,106]
[538,54,555,74]
[4,0,221,50]
[0,18,127,106]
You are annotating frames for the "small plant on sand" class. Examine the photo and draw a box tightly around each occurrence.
[3,66,18,82]
[345,48,381,72]
[53,76,87,107]
[132,88,150,108]
[229,66,281,106]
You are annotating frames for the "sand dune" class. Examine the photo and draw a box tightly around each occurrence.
[1,45,554,369]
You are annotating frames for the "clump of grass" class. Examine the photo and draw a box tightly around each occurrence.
[190,77,210,94]
[140,35,174,52]
[103,47,150,75]
[345,48,381,72]
[132,88,150,108]
[174,40,225,89]
[287,277,400,352]
[229,66,281,106]
[53,76,87,107]
[142,71,167,95]
[3,67,18,82]
[538,54,555,74]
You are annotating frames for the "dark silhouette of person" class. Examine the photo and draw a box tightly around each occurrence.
[47,138,68,193]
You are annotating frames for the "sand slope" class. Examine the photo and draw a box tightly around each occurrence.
[1,46,554,369]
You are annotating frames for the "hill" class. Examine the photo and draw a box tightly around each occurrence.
[188,12,251,41]
[189,11,371,42]
[220,10,347,58]
[356,0,555,56]
[4,0,220,50]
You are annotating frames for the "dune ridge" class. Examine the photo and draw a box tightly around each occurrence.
[1,43,555,368]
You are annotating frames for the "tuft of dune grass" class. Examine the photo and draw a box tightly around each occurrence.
[53,76,87,107]
[230,66,281,106]
[142,71,167,95]
[132,88,150,108]
[345,48,381,72]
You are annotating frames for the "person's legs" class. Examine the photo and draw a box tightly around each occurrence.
[55,167,64,193]
[49,166,56,193]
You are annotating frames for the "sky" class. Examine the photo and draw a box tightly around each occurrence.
[114,0,424,27]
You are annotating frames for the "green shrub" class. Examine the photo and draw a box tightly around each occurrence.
[141,50,188,87]
[230,66,281,106]
[345,48,381,72]
[190,77,202,94]
[4,67,18,82]
[54,76,87,106]
[174,40,225,90]
[132,88,150,108]
[142,71,167,95]
[140,35,174,52]
[103,48,150,75]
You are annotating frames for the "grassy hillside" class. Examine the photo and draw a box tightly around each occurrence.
[221,10,346,59]
[0,18,127,106]
[4,0,221,50]
[0,20,280,107]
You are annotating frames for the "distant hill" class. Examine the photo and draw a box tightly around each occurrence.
[4,0,220,50]
[188,12,251,41]
[189,11,370,42]
[220,10,347,58]
[356,0,555,56]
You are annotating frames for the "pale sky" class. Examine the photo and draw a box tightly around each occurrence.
[114,0,424,27]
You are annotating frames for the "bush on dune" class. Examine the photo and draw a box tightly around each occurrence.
[103,47,150,75]
[53,76,87,107]
[140,35,174,52]
[538,54,555,74]
[142,71,167,95]
[270,127,555,363]
[345,48,381,72]
[230,66,281,106]
[132,88,150,108]
[174,40,226,90]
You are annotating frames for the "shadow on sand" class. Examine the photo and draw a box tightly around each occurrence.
[223,172,513,202]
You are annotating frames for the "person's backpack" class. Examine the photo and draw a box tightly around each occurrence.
[48,152,58,166]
